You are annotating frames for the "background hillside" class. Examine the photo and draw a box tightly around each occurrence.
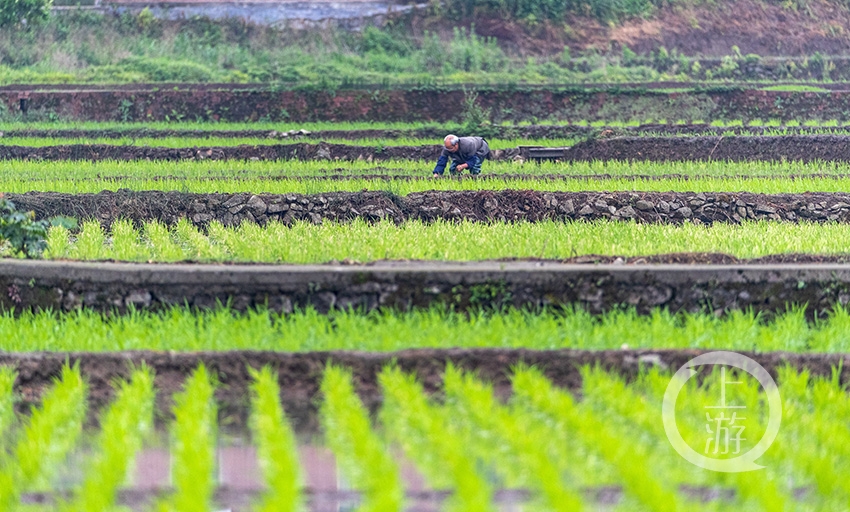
[3,0,850,84]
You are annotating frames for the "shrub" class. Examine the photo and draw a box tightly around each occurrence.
[0,0,52,27]
[0,198,76,258]
[460,89,494,137]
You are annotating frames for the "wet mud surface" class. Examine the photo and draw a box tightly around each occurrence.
[563,135,850,162]
[10,189,850,228]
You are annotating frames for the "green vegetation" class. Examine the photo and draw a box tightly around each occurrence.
[0,120,459,133]
[0,11,661,87]
[321,365,403,512]
[61,367,155,512]
[8,154,850,180]
[0,135,578,149]
[9,158,850,195]
[759,85,831,92]
[0,0,51,27]
[379,366,493,512]
[13,174,850,195]
[0,365,87,510]
[1,363,850,507]
[38,218,850,264]
[249,366,303,512]
[511,367,680,510]
[443,365,585,511]
[2,304,850,352]
[0,198,76,258]
[0,368,14,455]
[160,364,218,512]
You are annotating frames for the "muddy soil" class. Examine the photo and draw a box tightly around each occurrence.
[9,190,850,228]
[5,348,848,434]
[563,135,850,162]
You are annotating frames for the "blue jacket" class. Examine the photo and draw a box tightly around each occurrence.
[433,136,490,175]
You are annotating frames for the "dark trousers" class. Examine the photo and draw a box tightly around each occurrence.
[449,157,483,175]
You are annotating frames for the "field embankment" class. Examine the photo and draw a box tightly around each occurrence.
[3,259,850,316]
[9,86,850,123]
[9,190,850,226]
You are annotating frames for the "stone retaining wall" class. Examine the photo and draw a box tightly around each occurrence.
[2,260,850,318]
[10,190,850,227]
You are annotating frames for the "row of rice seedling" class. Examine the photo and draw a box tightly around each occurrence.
[379,366,493,512]
[249,367,303,512]
[161,364,218,512]
[442,366,585,511]
[6,158,850,182]
[0,365,87,510]
[3,361,848,510]
[320,365,404,512]
[0,304,847,353]
[18,175,850,195]
[15,175,850,195]
[61,366,155,511]
[40,218,850,264]
[0,120,455,132]
[0,136,580,150]
[8,118,850,133]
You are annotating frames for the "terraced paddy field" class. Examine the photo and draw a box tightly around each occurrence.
[5,118,850,510]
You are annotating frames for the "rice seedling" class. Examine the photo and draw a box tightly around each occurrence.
[41,218,850,264]
[583,367,790,511]
[768,367,850,509]
[6,157,850,187]
[248,366,303,512]
[442,365,585,511]
[0,367,17,454]
[60,366,155,512]
[378,366,494,512]
[0,136,579,150]
[0,120,453,133]
[158,364,218,512]
[0,364,87,510]
[511,367,680,511]
[5,305,850,353]
[320,365,403,512]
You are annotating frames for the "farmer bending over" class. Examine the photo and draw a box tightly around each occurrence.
[432,134,490,177]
